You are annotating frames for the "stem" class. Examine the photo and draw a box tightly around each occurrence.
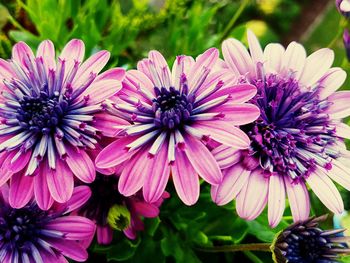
[219,0,250,42]
[327,17,348,48]
[196,243,271,253]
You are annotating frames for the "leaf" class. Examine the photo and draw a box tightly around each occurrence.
[144,217,161,237]
[106,238,140,262]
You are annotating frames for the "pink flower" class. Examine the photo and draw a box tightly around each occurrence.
[0,40,125,209]
[212,30,350,227]
[0,184,95,262]
[96,49,259,205]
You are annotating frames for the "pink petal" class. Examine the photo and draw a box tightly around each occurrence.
[222,38,254,78]
[66,147,95,183]
[93,113,130,137]
[125,70,155,102]
[36,40,56,71]
[34,164,54,210]
[118,148,150,196]
[96,137,136,169]
[281,41,306,79]
[306,167,344,214]
[327,160,350,191]
[327,91,350,118]
[133,202,160,217]
[299,48,334,87]
[212,103,260,125]
[184,135,222,185]
[0,58,16,79]
[59,39,85,75]
[46,238,88,262]
[171,55,195,90]
[62,185,91,214]
[46,159,74,203]
[236,169,268,220]
[46,216,96,240]
[143,142,170,203]
[171,149,200,205]
[97,225,113,245]
[263,43,285,74]
[80,68,125,104]
[9,172,34,208]
[211,164,250,206]
[284,177,310,222]
[191,121,250,149]
[211,145,241,169]
[12,42,35,69]
[268,175,285,228]
[149,50,171,87]
[335,122,350,139]
[318,68,347,99]
[5,149,32,173]
[73,50,110,88]
[247,30,264,64]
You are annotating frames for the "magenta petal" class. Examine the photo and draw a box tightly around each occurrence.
[62,185,91,214]
[268,175,285,228]
[171,149,200,206]
[133,202,160,218]
[306,167,344,214]
[6,149,32,173]
[46,238,88,262]
[213,103,260,126]
[184,135,222,185]
[211,145,241,169]
[9,172,34,208]
[12,42,35,69]
[93,113,130,137]
[0,58,15,79]
[192,121,250,149]
[34,164,54,210]
[46,216,96,240]
[143,142,170,203]
[66,147,95,183]
[284,177,310,222]
[118,148,150,196]
[236,169,268,220]
[211,164,250,206]
[97,225,113,245]
[46,159,74,203]
[60,39,85,62]
[96,137,136,169]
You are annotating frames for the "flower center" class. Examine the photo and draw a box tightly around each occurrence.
[78,174,124,225]
[17,91,68,134]
[152,87,194,130]
[242,75,336,181]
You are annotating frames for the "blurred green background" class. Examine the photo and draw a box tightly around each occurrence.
[0,0,349,262]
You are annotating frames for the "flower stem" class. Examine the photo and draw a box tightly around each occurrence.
[195,243,271,253]
[219,0,250,42]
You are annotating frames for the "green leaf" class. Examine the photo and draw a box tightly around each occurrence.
[106,238,140,262]
[144,217,161,237]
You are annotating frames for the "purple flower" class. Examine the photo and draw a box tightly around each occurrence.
[0,40,125,209]
[0,184,95,262]
[96,49,260,205]
[336,0,350,17]
[212,30,350,227]
[76,172,169,244]
[343,29,350,61]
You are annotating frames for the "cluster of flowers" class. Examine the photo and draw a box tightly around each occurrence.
[0,28,350,262]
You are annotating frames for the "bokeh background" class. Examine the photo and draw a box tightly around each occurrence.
[0,0,349,262]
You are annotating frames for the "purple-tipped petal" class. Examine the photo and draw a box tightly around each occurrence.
[327,91,350,118]
[37,40,56,71]
[285,177,310,222]
[318,68,347,99]
[12,41,35,69]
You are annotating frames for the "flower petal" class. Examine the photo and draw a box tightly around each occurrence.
[9,172,34,208]
[184,134,222,185]
[281,41,306,79]
[12,42,35,69]
[236,169,268,220]
[171,149,200,205]
[66,147,95,183]
[46,238,88,262]
[62,185,92,214]
[97,225,113,245]
[247,29,264,64]
[268,175,285,228]
[318,68,347,99]
[34,163,54,210]
[263,43,285,74]
[211,164,250,206]
[211,145,241,169]
[36,40,56,71]
[93,113,130,137]
[211,103,260,125]
[327,91,350,118]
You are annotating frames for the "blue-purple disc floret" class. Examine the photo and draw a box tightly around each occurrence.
[243,72,338,182]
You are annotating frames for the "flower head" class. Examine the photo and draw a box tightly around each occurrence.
[0,184,95,262]
[336,0,350,17]
[272,215,350,263]
[212,30,350,227]
[0,40,125,209]
[77,173,169,244]
[96,49,259,205]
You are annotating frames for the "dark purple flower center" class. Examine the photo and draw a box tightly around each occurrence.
[78,175,124,225]
[152,86,194,130]
[17,91,68,134]
[0,202,62,259]
[242,74,337,181]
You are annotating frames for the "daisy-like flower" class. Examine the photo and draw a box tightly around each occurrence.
[0,184,95,263]
[272,215,350,263]
[77,173,169,244]
[0,40,125,209]
[337,0,350,16]
[212,30,350,227]
[96,48,260,205]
